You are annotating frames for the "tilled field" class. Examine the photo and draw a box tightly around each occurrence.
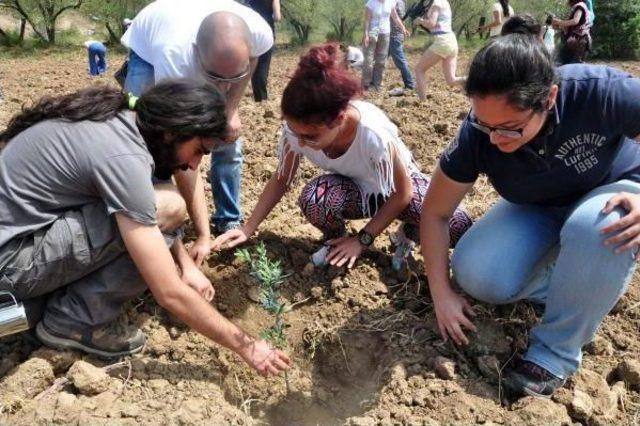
[0,46,639,425]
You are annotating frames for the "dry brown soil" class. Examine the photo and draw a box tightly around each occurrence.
[0,46,639,425]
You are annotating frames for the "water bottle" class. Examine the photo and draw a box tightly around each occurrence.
[0,291,29,338]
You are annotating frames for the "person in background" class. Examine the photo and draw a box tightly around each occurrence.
[388,0,416,97]
[420,34,640,398]
[212,43,472,271]
[121,0,273,259]
[479,0,514,38]
[246,0,281,102]
[413,0,465,101]
[84,40,107,76]
[585,0,595,25]
[553,0,591,64]
[0,80,290,376]
[346,45,365,71]
[362,0,409,92]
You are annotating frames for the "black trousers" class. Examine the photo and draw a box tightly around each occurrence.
[251,47,273,102]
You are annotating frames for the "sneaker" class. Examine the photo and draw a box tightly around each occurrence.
[36,319,146,358]
[311,244,331,267]
[211,221,242,236]
[391,226,416,271]
[388,87,405,97]
[502,358,565,398]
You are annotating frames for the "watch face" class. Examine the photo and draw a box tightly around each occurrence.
[359,231,374,246]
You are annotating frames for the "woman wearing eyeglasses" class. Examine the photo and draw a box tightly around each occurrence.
[212,43,472,270]
[421,34,640,398]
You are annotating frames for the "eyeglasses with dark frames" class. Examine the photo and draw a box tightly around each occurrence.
[468,110,536,140]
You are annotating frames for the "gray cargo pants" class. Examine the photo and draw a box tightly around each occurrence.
[0,201,179,335]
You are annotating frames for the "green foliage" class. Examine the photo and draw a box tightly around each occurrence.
[82,0,151,44]
[0,0,84,44]
[0,28,23,46]
[322,0,362,43]
[281,0,321,45]
[591,0,640,59]
[235,242,291,349]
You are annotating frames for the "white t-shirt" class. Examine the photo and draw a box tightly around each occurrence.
[489,2,515,37]
[366,0,397,36]
[347,46,364,70]
[543,26,556,54]
[430,0,453,34]
[277,101,418,216]
[121,0,273,82]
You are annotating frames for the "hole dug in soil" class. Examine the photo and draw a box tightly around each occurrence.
[222,331,389,425]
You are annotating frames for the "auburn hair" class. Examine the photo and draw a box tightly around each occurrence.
[281,43,361,125]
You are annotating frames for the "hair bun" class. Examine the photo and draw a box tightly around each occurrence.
[296,44,340,81]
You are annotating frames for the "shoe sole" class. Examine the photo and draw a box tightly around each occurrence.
[522,386,553,399]
[36,322,144,359]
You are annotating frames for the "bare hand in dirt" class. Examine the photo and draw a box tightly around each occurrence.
[601,192,640,258]
[181,266,215,302]
[224,109,242,142]
[211,227,250,251]
[240,339,291,377]
[188,236,211,267]
[326,236,363,268]
[431,286,476,345]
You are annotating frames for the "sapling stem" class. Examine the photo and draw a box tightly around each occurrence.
[236,242,292,394]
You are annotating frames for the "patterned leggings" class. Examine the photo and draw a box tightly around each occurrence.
[298,173,473,246]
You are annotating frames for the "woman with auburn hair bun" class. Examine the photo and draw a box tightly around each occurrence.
[212,43,472,271]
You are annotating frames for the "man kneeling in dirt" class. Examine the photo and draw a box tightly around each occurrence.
[0,81,290,377]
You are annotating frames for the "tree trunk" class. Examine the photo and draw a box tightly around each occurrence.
[19,18,26,43]
[106,22,119,44]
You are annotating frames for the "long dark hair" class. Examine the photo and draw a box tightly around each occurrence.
[0,86,128,143]
[499,0,511,17]
[465,34,558,113]
[0,79,226,163]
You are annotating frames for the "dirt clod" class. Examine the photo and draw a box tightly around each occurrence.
[67,360,112,396]
[510,397,572,425]
[570,389,594,420]
[570,369,617,417]
[247,286,262,303]
[0,357,54,407]
[616,359,640,386]
[585,336,614,356]
[434,356,456,380]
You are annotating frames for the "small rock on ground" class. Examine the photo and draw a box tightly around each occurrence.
[434,356,456,380]
[67,360,111,396]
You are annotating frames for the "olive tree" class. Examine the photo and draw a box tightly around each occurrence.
[82,0,150,43]
[0,0,83,44]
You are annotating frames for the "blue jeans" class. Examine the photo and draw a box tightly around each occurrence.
[123,50,244,227]
[88,43,107,76]
[124,50,155,95]
[451,180,639,379]
[210,140,243,228]
[388,35,415,89]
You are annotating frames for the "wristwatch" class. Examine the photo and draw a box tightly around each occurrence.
[357,229,375,247]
